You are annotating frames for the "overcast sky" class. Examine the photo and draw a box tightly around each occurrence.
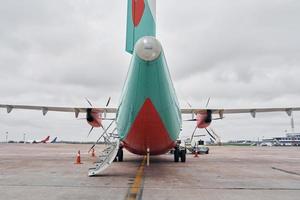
[1,0,300,143]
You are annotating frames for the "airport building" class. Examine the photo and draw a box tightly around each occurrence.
[262,133,300,146]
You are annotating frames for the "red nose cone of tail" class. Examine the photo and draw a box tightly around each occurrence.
[123,98,175,155]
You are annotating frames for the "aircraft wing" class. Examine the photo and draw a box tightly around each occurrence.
[0,104,117,118]
[181,107,300,118]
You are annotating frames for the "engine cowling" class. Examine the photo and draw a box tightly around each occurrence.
[196,110,212,129]
[86,108,102,127]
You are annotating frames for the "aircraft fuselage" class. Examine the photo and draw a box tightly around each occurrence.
[116,37,182,155]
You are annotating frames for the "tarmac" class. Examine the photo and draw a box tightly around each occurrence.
[0,144,299,200]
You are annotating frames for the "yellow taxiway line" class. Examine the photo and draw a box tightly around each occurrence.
[126,156,147,200]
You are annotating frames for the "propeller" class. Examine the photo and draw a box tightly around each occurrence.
[185,100,194,121]
[103,97,111,119]
[188,98,210,141]
[212,117,223,120]
[185,97,225,122]
[106,97,111,107]
[85,97,93,107]
[184,117,223,122]
[205,97,211,108]
[87,127,94,138]
[185,118,197,122]
[190,126,198,142]
[205,128,216,141]
[185,97,211,121]
[84,97,112,138]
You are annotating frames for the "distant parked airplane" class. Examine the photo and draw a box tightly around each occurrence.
[32,136,50,144]
[50,137,58,144]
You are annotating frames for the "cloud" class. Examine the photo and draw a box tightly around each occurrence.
[0,0,299,142]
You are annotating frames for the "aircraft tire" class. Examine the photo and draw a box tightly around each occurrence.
[180,149,186,162]
[118,148,124,162]
[174,148,179,162]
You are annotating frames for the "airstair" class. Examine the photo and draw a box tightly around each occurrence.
[88,125,120,177]
[184,138,194,153]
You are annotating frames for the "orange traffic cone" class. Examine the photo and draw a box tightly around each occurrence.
[91,148,96,157]
[194,150,199,158]
[75,150,82,164]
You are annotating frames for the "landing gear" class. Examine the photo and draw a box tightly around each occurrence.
[174,147,180,162]
[173,139,187,163]
[115,147,123,162]
[180,149,186,162]
[174,147,186,162]
[174,146,186,162]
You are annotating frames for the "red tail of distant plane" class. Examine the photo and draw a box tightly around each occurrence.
[40,136,50,143]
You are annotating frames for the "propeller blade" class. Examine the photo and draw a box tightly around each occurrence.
[87,127,94,138]
[205,128,216,141]
[77,118,87,120]
[78,117,116,121]
[184,119,197,121]
[85,97,93,107]
[191,126,198,142]
[106,97,111,107]
[205,97,211,108]
[101,118,116,121]
[186,101,192,108]
[212,117,224,120]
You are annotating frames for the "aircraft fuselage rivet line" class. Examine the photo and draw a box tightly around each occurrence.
[126,156,146,200]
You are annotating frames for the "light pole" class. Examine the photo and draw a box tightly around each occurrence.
[23,133,26,143]
[6,132,8,143]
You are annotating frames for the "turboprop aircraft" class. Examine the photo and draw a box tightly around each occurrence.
[1,0,300,174]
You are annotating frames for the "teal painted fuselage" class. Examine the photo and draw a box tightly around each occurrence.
[116,39,182,155]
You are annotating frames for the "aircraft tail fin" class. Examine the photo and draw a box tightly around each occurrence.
[126,0,156,54]
[41,136,50,143]
[50,137,57,143]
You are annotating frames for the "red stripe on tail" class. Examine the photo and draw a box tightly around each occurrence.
[132,0,145,27]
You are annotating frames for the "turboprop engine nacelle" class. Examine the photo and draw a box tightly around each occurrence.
[86,108,102,127]
[196,110,212,129]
